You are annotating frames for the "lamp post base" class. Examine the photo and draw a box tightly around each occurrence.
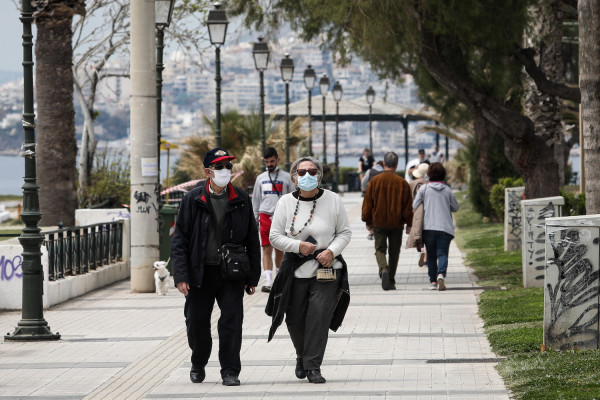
[5,320,60,341]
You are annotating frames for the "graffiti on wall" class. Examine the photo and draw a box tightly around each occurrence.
[546,228,599,350]
[506,190,523,250]
[525,203,556,281]
[1,255,23,281]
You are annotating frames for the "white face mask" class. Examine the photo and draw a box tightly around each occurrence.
[212,169,231,187]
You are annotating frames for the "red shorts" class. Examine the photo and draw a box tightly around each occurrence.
[259,212,273,247]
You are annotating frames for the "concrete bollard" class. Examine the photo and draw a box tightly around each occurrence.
[544,215,600,350]
[521,196,564,288]
[504,187,525,251]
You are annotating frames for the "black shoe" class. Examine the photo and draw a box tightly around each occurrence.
[190,366,205,383]
[261,285,271,293]
[381,270,391,291]
[222,374,240,386]
[295,357,306,379]
[306,369,326,384]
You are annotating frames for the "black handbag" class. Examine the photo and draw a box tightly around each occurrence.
[220,243,251,280]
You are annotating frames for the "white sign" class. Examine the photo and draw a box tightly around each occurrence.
[141,157,158,177]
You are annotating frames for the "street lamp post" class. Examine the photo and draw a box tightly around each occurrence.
[155,0,174,204]
[280,53,295,171]
[206,2,229,148]
[303,65,316,157]
[319,74,330,165]
[333,81,343,193]
[5,0,59,341]
[366,86,375,155]
[252,37,270,167]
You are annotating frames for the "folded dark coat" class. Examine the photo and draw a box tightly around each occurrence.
[265,250,350,342]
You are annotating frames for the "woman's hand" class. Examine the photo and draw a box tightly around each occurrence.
[299,241,317,256]
[316,249,335,266]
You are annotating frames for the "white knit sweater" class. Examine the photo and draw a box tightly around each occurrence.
[269,189,352,278]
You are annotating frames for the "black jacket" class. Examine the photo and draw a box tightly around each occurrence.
[265,251,350,341]
[170,180,261,288]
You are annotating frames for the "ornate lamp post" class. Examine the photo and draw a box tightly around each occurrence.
[252,37,270,167]
[366,86,375,155]
[280,53,295,171]
[206,2,229,148]
[5,0,59,341]
[155,0,174,203]
[303,65,316,156]
[319,74,330,164]
[333,81,343,193]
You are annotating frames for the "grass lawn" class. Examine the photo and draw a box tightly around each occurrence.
[453,191,600,399]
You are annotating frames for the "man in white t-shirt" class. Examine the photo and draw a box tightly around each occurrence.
[252,147,294,292]
[429,146,445,163]
[404,149,429,183]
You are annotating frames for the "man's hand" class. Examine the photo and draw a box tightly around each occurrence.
[176,281,190,296]
[366,224,372,231]
[316,249,335,266]
[299,241,317,256]
[245,285,256,295]
[406,226,412,234]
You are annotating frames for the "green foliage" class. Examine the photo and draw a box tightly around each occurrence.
[486,322,543,356]
[79,150,130,208]
[479,288,544,326]
[560,188,586,216]
[338,166,355,185]
[489,177,525,221]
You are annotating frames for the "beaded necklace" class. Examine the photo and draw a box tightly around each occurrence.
[289,194,317,236]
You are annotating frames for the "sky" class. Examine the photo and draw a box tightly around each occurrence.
[0,2,27,72]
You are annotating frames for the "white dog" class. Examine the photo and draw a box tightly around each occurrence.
[153,261,170,296]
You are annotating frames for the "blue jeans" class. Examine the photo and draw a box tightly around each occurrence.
[422,230,454,283]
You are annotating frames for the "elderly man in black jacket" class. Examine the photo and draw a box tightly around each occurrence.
[170,148,261,387]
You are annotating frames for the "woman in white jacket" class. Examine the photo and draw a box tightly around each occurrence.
[412,162,459,291]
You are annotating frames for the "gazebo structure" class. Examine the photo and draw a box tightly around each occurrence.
[266,93,438,166]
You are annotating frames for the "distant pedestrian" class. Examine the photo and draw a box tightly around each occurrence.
[252,147,294,293]
[266,156,352,384]
[429,146,445,164]
[412,162,459,291]
[405,148,429,183]
[171,147,261,386]
[407,163,429,267]
[361,160,384,240]
[362,152,413,291]
[358,148,375,177]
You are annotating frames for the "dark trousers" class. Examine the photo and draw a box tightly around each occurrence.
[422,230,454,283]
[184,265,245,378]
[285,273,341,370]
[373,226,404,283]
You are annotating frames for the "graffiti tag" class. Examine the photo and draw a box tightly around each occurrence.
[134,191,151,204]
[1,255,23,281]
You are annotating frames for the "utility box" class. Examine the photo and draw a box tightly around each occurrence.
[159,204,178,273]
[544,215,600,350]
[521,196,564,288]
[504,187,524,251]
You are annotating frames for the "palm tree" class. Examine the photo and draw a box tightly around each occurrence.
[34,0,85,226]
[172,109,307,190]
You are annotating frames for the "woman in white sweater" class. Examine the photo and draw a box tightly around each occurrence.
[267,156,352,384]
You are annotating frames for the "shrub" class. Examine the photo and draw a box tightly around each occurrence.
[561,189,586,216]
[79,150,130,208]
[489,177,525,221]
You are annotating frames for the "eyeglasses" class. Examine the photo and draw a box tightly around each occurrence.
[296,168,319,176]
[211,163,233,170]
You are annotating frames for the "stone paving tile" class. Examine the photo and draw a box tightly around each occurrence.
[0,192,509,400]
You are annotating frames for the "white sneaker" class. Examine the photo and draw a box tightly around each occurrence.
[437,274,446,291]
[429,282,437,290]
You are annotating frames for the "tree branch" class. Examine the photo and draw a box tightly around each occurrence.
[514,46,581,103]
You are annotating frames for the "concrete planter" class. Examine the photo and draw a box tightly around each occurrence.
[504,187,525,251]
[544,215,600,350]
[521,196,564,288]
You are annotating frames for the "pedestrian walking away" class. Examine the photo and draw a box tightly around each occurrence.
[252,147,294,293]
[412,162,459,291]
[362,151,413,291]
[170,147,261,386]
[361,160,384,239]
[266,156,352,384]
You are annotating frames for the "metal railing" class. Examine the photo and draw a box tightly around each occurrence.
[44,221,124,281]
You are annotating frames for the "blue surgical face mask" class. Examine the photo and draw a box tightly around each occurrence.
[297,173,319,191]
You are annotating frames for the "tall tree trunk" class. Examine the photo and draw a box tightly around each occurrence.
[473,114,494,190]
[579,0,600,213]
[35,14,77,226]
[523,1,566,187]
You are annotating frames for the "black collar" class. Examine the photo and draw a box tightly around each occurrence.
[293,188,324,201]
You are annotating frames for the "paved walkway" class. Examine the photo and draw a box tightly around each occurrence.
[0,192,509,399]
